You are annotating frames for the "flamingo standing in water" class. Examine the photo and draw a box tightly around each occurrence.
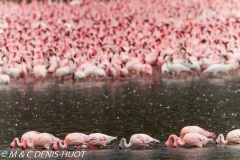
[55,58,76,79]
[216,129,240,145]
[119,134,160,149]
[52,132,96,151]
[22,133,60,150]
[179,126,216,140]
[164,53,190,76]
[81,133,117,149]
[0,64,10,84]
[10,131,40,148]
[164,134,178,147]
[165,126,215,147]
[174,132,213,148]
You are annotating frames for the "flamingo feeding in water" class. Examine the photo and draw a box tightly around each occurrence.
[119,134,160,149]
[165,126,215,147]
[10,131,40,148]
[174,132,213,148]
[22,133,60,150]
[52,132,96,151]
[164,134,178,147]
[179,126,216,140]
[216,129,240,145]
[81,133,117,149]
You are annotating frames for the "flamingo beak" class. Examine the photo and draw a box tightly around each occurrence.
[53,146,57,151]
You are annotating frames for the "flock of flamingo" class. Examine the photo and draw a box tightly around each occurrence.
[3,0,240,152]
[0,0,240,84]
[10,126,240,150]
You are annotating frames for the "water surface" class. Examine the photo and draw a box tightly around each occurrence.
[1,70,240,159]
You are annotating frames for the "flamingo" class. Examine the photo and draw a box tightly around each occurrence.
[2,54,26,80]
[55,58,76,79]
[81,133,117,149]
[0,73,10,84]
[218,60,240,75]
[119,64,129,77]
[216,129,240,145]
[47,52,60,74]
[22,133,60,150]
[184,58,202,75]
[10,131,40,149]
[119,134,160,149]
[132,63,153,76]
[164,53,190,76]
[179,126,216,140]
[161,63,171,74]
[72,70,86,81]
[33,56,50,79]
[174,133,213,148]
[52,132,96,151]
[0,64,10,84]
[165,126,215,147]
[164,134,178,147]
[203,55,225,75]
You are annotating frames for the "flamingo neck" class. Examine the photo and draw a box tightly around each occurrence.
[14,138,23,147]
[176,138,185,146]
[165,135,177,147]
[58,140,68,149]
[216,134,227,144]
[123,138,132,148]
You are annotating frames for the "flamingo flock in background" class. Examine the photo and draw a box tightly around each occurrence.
[0,0,240,84]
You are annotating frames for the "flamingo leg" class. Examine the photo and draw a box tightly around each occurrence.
[85,143,97,150]
[148,145,153,149]
[74,145,80,150]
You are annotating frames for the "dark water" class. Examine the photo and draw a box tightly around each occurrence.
[1,70,240,159]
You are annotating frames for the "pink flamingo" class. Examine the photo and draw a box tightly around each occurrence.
[81,133,117,149]
[179,126,216,140]
[119,134,160,149]
[10,131,40,148]
[52,132,96,151]
[174,133,213,148]
[216,129,240,145]
[22,133,60,150]
[164,134,178,147]
[165,126,215,147]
